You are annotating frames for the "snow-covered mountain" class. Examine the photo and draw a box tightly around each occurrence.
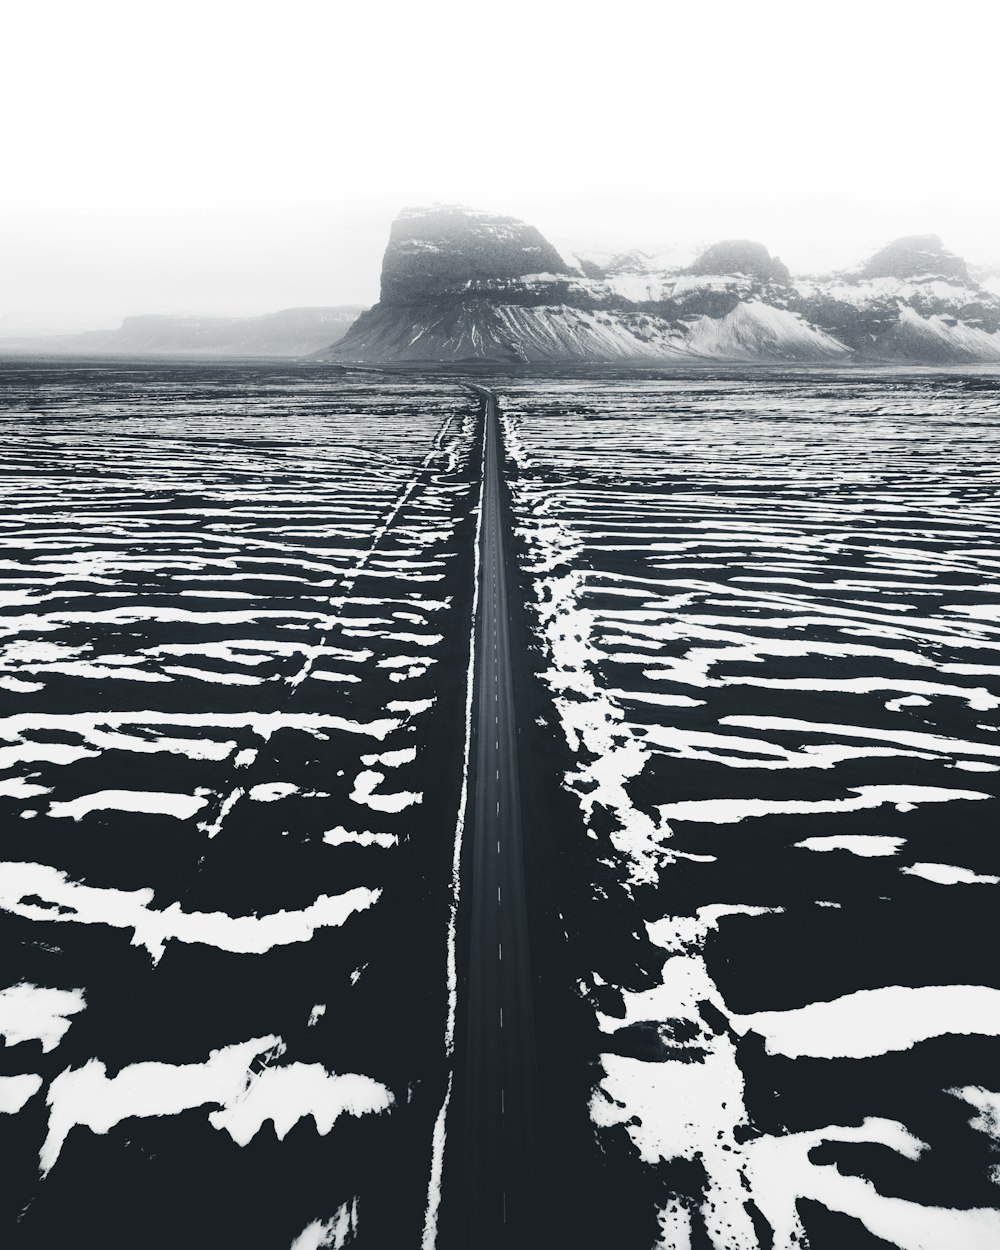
[0,306,364,358]
[554,242,698,281]
[791,236,1000,362]
[322,209,1000,364]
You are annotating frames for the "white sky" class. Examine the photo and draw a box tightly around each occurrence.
[2,0,997,333]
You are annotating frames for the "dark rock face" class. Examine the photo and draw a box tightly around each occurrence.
[689,239,791,285]
[379,206,572,304]
[860,234,970,283]
[790,293,901,354]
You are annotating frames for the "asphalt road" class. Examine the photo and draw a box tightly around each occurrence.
[456,387,539,1247]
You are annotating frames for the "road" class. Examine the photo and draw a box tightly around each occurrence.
[454,387,539,1247]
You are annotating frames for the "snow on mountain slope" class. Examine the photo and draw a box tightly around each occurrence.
[552,242,698,280]
[329,302,691,363]
[875,304,1000,362]
[329,300,847,364]
[458,270,766,308]
[795,276,987,308]
[684,300,850,361]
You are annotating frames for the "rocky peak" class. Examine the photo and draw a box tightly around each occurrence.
[689,239,791,285]
[379,205,573,304]
[859,234,970,283]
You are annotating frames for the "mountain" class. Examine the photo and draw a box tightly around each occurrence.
[320,207,1000,365]
[858,234,969,283]
[380,206,571,302]
[0,306,363,358]
[689,239,791,285]
[554,242,698,281]
[792,236,1000,361]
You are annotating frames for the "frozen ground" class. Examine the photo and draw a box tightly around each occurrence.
[2,361,999,1250]
[499,370,1000,1249]
[0,363,478,1247]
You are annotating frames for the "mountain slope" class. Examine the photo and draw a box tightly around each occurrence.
[873,304,1000,362]
[327,300,847,365]
[684,300,848,361]
[335,301,695,363]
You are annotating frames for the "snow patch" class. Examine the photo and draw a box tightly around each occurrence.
[795,834,906,857]
[0,1074,43,1115]
[48,790,208,821]
[0,983,86,1052]
[349,770,421,814]
[658,784,989,825]
[902,862,1000,886]
[289,1201,359,1250]
[208,1064,392,1144]
[734,984,1000,1059]
[42,1037,391,1174]
[0,861,378,962]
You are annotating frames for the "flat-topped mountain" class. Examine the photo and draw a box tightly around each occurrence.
[322,207,1000,364]
[0,306,363,359]
[689,239,791,285]
[381,206,572,303]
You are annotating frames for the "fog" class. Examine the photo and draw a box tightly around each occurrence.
[3,0,997,334]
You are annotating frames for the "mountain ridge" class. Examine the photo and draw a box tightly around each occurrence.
[322,208,1000,365]
[0,306,364,359]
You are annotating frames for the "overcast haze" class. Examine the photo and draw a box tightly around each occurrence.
[3,0,997,334]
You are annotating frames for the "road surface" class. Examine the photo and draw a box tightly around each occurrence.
[454,387,539,1247]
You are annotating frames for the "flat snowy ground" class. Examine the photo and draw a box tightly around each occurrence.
[500,370,1000,1250]
[0,364,477,1247]
[2,362,1000,1250]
